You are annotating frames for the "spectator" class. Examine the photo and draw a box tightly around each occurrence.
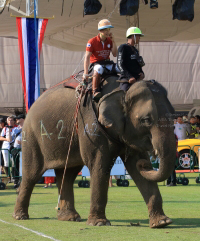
[0,118,6,131]
[188,116,199,138]
[174,116,190,140]
[0,116,20,177]
[10,114,25,188]
[195,115,200,124]
[44,177,54,188]
[167,134,178,186]
[0,118,6,174]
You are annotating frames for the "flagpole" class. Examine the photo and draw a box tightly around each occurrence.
[34,0,40,97]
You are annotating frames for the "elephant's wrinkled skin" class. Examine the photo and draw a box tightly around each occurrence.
[13,77,176,228]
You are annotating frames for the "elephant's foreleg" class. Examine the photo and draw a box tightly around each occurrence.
[124,157,172,228]
[87,164,111,226]
[55,166,82,222]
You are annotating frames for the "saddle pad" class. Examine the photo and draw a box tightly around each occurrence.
[63,76,79,89]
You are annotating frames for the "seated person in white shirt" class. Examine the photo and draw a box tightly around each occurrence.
[174,116,191,141]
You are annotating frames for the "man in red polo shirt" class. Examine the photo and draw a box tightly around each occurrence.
[83,19,118,100]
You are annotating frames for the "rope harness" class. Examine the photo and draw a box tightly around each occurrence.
[57,86,85,210]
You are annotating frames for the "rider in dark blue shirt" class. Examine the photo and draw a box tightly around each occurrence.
[117,27,145,91]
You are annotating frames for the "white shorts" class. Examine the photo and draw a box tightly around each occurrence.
[94,64,120,75]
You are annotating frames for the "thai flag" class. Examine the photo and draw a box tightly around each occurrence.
[16,17,48,112]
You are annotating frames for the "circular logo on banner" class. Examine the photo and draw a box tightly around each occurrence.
[107,44,110,48]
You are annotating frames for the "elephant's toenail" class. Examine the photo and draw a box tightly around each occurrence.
[159,220,165,225]
[96,222,104,226]
[166,218,172,224]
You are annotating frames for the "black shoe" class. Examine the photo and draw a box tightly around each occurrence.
[14,183,20,189]
[93,92,101,102]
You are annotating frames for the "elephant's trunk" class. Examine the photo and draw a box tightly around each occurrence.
[137,125,176,182]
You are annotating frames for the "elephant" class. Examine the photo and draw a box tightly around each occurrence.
[13,76,176,228]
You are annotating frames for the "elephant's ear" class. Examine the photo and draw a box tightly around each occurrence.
[98,90,126,133]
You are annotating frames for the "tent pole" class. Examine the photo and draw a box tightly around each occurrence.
[34,0,40,97]
[26,0,38,16]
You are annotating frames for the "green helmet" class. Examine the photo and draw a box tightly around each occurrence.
[126,27,144,38]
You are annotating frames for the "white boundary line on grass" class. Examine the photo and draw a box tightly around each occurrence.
[0,219,60,241]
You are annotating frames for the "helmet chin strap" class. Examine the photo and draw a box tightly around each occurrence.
[134,35,136,46]
[100,32,104,38]
[134,35,139,49]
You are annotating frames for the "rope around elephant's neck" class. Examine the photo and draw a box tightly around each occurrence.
[56,88,84,210]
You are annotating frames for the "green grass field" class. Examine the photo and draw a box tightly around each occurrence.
[1,174,200,241]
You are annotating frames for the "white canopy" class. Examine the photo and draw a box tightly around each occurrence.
[0,0,200,51]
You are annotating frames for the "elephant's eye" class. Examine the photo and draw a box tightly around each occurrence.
[140,117,152,126]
